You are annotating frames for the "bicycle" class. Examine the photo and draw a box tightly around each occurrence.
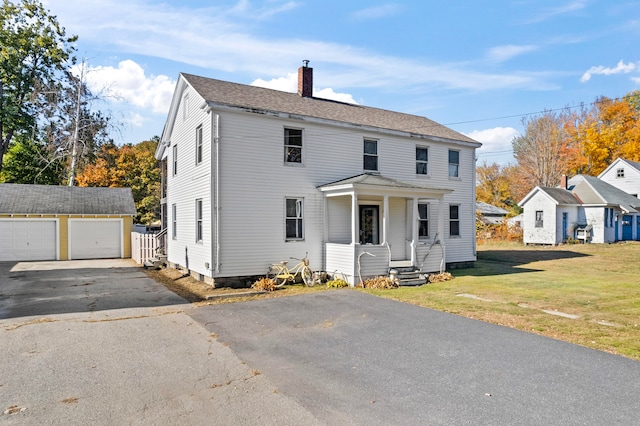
[267,253,314,287]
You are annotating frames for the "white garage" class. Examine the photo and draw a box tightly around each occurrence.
[0,219,58,261]
[68,219,123,260]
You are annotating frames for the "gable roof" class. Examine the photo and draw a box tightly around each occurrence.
[179,73,481,145]
[0,184,137,215]
[598,158,640,178]
[518,186,581,207]
[569,175,640,213]
[317,173,453,196]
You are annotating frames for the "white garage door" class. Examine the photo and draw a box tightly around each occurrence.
[69,219,122,260]
[0,220,57,261]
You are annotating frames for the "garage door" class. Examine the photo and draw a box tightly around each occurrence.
[69,219,122,260]
[0,220,57,261]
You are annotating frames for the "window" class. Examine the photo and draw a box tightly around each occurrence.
[617,168,625,178]
[364,139,378,172]
[284,128,303,164]
[535,210,544,228]
[449,205,460,236]
[195,125,203,165]
[448,150,460,178]
[172,145,178,176]
[605,208,615,228]
[285,198,304,240]
[195,199,203,242]
[416,146,428,175]
[172,204,177,239]
[418,203,429,238]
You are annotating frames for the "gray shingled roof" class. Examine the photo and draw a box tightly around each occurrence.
[182,73,480,145]
[476,201,509,216]
[569,175,640,213]
[0,184,137,215]
[537,187,581,205]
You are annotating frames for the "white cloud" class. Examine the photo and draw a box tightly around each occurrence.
[487,45,538,63]
[251,73,358,104]
[526,0,589,23]
[82,60,175,114]
[466,127,519,163]
[581,60,638,82]
[351,4,403,20]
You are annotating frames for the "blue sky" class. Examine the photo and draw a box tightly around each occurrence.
[44,0,640,164]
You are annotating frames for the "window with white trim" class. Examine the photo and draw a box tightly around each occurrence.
[195,125,203,165]
[195,199,203,242]
[448,149,459,178]
[416,146,428,175]
[449,204,460,236]
[172,203,177,239]
[285,198,304,240]
[172,145,178,176]
[418,203,429,238]
[364,139,378,172]
[617,168,625,178]
[284,128,303,164]
[535,210,543,228]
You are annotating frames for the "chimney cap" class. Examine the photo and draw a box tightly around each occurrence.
[302,59,310,67]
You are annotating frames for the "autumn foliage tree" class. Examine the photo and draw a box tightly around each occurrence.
[76,139,160,224]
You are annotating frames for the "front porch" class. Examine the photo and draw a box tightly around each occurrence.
[319,174,452,286]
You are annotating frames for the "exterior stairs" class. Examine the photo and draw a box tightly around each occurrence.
[390,266,427,286]
[143,253,167,269]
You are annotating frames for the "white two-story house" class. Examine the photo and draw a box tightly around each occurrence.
[155,63,481,286]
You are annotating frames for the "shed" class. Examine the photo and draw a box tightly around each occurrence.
[0,184,136,262]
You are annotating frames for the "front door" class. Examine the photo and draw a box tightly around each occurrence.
[622,215,632,240]
[359,205,379,244]
[562,212,568,241]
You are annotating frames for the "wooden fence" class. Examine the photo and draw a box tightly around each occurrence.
[131,232,159,265]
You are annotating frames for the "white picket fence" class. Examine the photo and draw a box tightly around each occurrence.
[131,232,159,265]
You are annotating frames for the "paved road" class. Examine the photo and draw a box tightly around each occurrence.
[0,260,320,425]
[188,290,640,425]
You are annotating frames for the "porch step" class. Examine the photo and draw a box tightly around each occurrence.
[143,255,167,270]
[390,267,427,286]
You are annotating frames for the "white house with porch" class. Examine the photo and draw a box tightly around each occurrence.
[155,63,481,286]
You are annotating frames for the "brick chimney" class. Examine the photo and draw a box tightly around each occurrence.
[561,174,568,190]
[298,60,312,98]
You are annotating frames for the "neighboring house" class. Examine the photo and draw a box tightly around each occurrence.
[598,158,640,198]
[155,63,482,285]
[518,175,640,245]
[476,201,509,225]
[0,184,136,261]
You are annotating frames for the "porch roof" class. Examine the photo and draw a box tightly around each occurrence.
[317,174,453,197]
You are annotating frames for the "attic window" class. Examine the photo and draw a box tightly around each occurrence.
[617,168,624,178]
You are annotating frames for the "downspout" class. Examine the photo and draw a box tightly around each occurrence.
[214,113,221,274]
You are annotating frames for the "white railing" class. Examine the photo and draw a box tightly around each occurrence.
[131,232,160,265]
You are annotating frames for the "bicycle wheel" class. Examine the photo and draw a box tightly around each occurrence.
[267,266,288,287]
[301,267,313,286]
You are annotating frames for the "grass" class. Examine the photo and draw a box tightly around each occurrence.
[364,241,640,361]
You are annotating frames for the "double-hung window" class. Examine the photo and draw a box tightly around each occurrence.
[195,125,203,165]
[172,145,178,176]
[617,168,625,178]
[416,146,428,175]
[172,204,177,239]
[418,203,429,238]
[364,139,378,172]
[449,205,460,237]
[195,199,203,242]
[448,149,459,178]
[285,198,304,240]
[535,210,544,228]
[284,128,303,164]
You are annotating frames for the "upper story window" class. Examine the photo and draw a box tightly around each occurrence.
[284,128,303,164]
[195,199,203,242]
[285,198,304,240]
[418,203,429,238]
[182,94,189,121]
[195,125,203,165]
[448,149,460,178]
[449,205,460,236]
[416,146,428,175]
[535,210,544,228]
[364,139,378,172]
[172,145,178,176]
[617,168,625,178]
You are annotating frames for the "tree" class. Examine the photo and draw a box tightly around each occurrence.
[0,134,65,184]
[76,139,161,224]
[476,162,512,209]
[0,0,77,174]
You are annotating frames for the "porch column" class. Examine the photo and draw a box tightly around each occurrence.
[351,192,358,244]
[411,197,418,265]
[438,196,446,272]
[382,195,389,244]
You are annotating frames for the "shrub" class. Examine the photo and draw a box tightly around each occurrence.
[326,278,349,288]
[357,276,399,289]
[252,277,276,292]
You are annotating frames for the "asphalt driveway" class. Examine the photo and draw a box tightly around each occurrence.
[187,290,640,425]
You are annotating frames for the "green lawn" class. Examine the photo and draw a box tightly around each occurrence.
[364,242,640,361]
